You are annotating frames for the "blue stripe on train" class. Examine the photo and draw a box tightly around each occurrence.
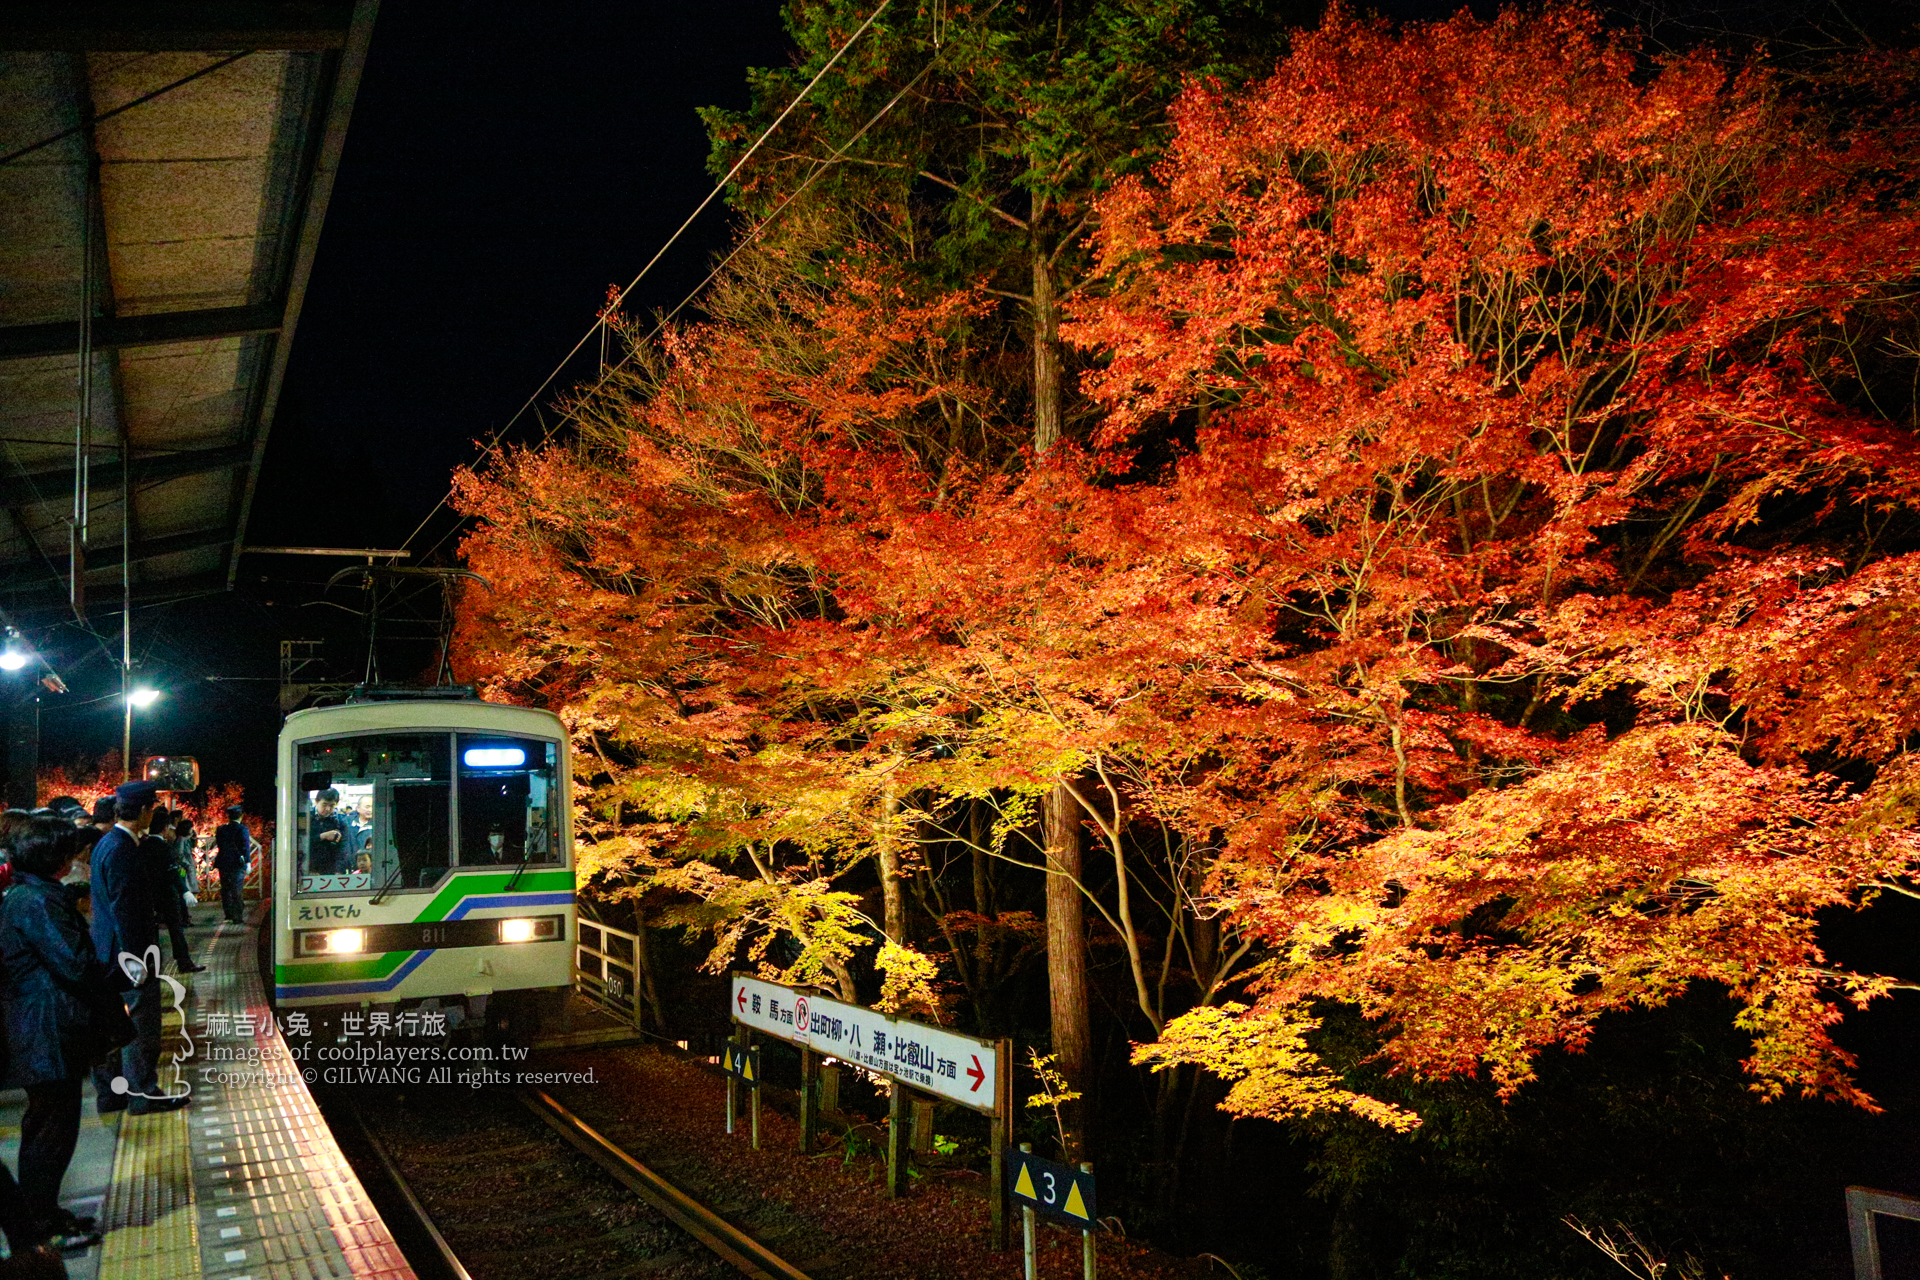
[274,892,575,999]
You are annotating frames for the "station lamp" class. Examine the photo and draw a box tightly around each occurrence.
[0,629,27,672]
[128,688,160,708]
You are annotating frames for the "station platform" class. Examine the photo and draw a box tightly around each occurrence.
[5,905,417,1280]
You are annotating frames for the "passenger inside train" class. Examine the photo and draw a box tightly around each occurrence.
[294,732,561,894]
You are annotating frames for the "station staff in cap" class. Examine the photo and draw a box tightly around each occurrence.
[87,780,186,1114]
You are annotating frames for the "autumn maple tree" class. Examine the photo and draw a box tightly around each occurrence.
[1069,5,1920,1119]
[450,0,1920,1180]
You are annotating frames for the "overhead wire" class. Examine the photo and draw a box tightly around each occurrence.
[405,4,973,567]
[396,0,899,555]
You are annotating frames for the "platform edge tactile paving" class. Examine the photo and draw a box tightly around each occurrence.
[96,908,418,1279]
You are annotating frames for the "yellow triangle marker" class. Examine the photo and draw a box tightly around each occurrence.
[1063,1180,1090,1220]
[1014,1163,1037,1201]
[744,1055,756,1082]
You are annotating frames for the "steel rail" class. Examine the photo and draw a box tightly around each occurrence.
[344,1099,476,1280]
[519,1088,814,1280]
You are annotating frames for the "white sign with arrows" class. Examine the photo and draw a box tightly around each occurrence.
[729,974,1000,1114]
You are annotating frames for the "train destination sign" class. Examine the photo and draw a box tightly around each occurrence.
[729,974,1000,1114]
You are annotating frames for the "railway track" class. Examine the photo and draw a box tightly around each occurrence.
[327,1084,813,1280]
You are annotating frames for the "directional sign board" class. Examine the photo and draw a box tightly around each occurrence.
[729,974,1000,1114]
[1009,1148,1096,1227]
[723,1042,761,1087]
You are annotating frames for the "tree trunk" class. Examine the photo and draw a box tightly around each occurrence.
[1032,246,1063,454]
[1033,241,1089,1157]
[970,799,997,1035]
[1044,779,1091,1160]
[877,774,907,944]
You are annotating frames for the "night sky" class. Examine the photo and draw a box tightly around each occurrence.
[38,2,793,806]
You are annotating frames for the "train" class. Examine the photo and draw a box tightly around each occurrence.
[265,689,575,1040]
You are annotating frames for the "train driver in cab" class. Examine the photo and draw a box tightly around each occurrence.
[307,788,360,875]
[477,822,521,865]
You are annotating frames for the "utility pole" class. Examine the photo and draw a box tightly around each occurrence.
[6,687,37,809]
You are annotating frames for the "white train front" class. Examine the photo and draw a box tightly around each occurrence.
[269,694,575,1037]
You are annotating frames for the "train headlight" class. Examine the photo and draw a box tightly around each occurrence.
[498,916,558,943]
[325,928,366,955]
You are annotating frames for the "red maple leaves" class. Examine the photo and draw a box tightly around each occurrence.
[454,4,1920,1120]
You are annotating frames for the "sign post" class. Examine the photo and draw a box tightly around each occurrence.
[721,1038,762,1148]
[1080,1162,1096,1280]
[729,974,1005,1206]
[990,1038,1010,1250]
[1009,1146,1099,1280]
[887,1081,910,1198]
[798,1046,819,1154]
[1020,1144,1037,1280]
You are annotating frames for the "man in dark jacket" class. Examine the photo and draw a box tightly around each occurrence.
[87,780,185,1115]
[143,808,202,974]
[212,805,252,925]
[306,788,357,875]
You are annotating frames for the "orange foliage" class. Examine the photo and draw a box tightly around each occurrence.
[453,6,1920,1120]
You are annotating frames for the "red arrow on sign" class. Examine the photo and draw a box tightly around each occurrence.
[967,1054,986,1091]
[737,988,747,1014]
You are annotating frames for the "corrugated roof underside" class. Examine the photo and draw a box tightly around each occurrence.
[0,43,329,611]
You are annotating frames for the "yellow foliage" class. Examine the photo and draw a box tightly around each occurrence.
[875,941,942,1018]
[1134,1004,1421,1132]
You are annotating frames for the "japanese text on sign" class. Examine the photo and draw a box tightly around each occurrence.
[729,974,999,1114]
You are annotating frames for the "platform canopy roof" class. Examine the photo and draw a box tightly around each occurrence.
[0,2,376,621]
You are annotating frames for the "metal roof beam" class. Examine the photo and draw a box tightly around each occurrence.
[0,568,229,614]
[228,0,379,588]
[0,445,252,512]
[0,527,231,578]
[0,303,281,362]
[0,4,355,50]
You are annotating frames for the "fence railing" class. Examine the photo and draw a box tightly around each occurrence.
[574,905,647,1028]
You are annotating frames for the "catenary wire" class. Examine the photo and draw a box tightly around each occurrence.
[395,0,898,555]
[405,10,967,566]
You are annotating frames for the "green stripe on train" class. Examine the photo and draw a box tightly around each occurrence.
[274,869,573,984]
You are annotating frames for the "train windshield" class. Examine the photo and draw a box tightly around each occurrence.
[293,731,560,896]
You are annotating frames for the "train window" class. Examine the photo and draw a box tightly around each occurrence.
[294,734,451,895]
[456,735,560,869]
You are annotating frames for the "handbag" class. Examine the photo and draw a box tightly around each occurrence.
[52,964,136,1062]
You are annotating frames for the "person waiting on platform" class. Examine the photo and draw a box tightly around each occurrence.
[171,816,199,910]
[306,788,358,876]
[88,779,186,1116]
[143,808,202,976]
[1,815,135,1252]
[213,805,253,925]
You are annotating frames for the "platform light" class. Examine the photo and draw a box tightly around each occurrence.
[324,928,365,955]
[0,650,25,672]
[128,688,160,708]
[463,745,526,768]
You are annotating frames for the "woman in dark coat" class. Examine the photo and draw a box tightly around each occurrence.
[1,815,125,1249]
